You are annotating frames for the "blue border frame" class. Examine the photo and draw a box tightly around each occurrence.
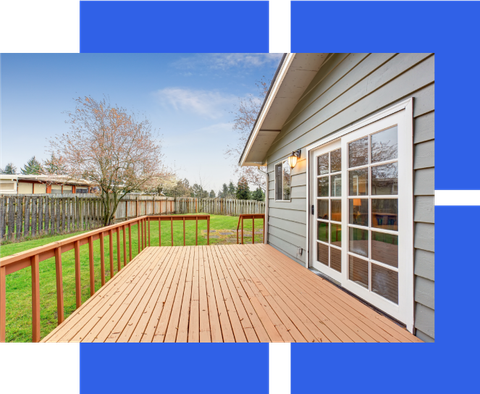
[76,2,480,393]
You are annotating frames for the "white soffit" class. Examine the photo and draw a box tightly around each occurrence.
[241,53,329,166]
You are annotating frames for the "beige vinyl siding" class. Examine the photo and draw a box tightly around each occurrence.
[264,53,435,341]
[18,182,33,194]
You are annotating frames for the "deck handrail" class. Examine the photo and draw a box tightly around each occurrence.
[236,214,265,244]
[0,214,210,342]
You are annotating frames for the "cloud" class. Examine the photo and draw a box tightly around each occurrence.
[172,53,283,71]
[154,87,237,119]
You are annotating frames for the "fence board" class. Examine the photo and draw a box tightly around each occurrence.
[15,197,22,239]
[24,197,31,238]
[7,197,14,240]
[38,197,43,235]
[32,197,38,237]
[0,197,5,239]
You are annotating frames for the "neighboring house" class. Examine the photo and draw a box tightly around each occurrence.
[240,53,434,342]
[0,174,94,194]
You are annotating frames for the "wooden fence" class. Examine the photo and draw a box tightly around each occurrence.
[175,198,265,216]
[0,194,264,243]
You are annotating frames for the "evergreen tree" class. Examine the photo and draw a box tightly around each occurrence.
[220,183,228,198]
[43,153,66,175]
[251,187,265,201]
[236,176,251,200]
[21,156,43,175]
[228,181,237,198]
[1,163,17,174]
[209,190,216,198]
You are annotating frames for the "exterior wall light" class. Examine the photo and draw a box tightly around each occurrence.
[288,150,301,169]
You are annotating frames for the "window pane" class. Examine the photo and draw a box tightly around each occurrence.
[372,199,398,231]
[349,255,368,288]
[318,153,329,175]
[371,126,398,163]
[349,199,368,226]
[317,242,328,266]
[349,137,368,168]
[330,224,341,247]
[372,264,398,303]
[331,148,341,172]
[275,164,282,200]
[331,174,342,197]
[318,200,329,220]
[349,168,368,196]
[372,232,398,268]
[372,163,398,195]
[318,176,329,197]
[318,221,328,242]
[331,248,342,272]
[282,161,291,200]
[349,227,368,257]
[331,199,341,222]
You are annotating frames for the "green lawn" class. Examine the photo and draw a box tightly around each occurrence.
[0,213,263,342]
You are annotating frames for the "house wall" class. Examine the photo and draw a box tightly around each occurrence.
[264,53,435,341]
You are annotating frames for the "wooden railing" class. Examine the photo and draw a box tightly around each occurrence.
[236,214,265,244]
[0,214,209,342]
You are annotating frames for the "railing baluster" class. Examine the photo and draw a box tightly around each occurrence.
[159,218,162,246]
[195,217,198,246]
[252,218,255,244]
[123,225,127,267]
[183,217,186,246]
[116,228,121,272]
[171,217,173,246]
[109,229,114,278]
[99,232,105,286]
[54,247,64,325]
[128,224,132,261]
[137,221,141,254]
[31,255,40,342]
[88,236,95,295]
[207,217,210,245]
[148,217,151,247]
[241,217,244,244]
[0,266,6,342]
[74,240,81,308]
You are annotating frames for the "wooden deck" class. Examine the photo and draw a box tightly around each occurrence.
[42,244,421,343]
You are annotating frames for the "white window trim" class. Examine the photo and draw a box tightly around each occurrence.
[274,159,292,202]
[305,98,414,332]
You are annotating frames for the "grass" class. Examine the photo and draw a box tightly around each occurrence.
[0,213,263,342]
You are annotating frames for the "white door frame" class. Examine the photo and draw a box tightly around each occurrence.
[305,98,414,332]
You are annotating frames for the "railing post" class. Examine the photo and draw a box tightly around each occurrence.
[207,216,210,245]
[183,217,186,246]
[241,216,244,244]
[138,220,141,254]
[148,217,151,247]
[195,217,198,246]
[171,217,173,246]
[31,255,40,342]
[54,247,64,325]
[159,218,162,246]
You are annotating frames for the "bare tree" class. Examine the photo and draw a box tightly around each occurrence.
[49,96,172,225]
[226,78,269,191]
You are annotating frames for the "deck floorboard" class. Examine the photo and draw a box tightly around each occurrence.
[42,245,421,343]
